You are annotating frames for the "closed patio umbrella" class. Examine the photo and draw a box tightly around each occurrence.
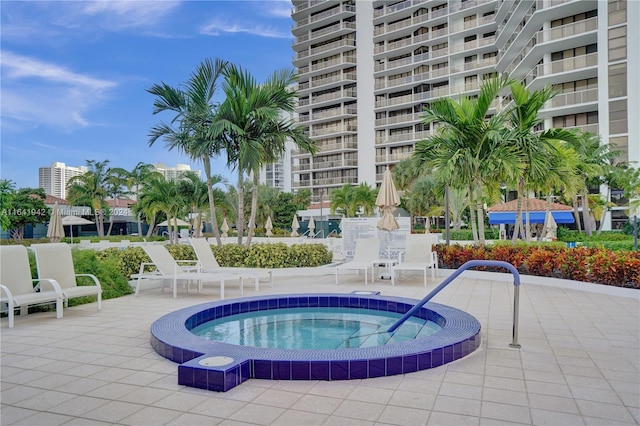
[221,217,230,238]
[265,216,273,237]
[46,203,64,243]
[376,167,400,261]
[291,215,300,237]
[544,210,558,239]
[308,216,315,238]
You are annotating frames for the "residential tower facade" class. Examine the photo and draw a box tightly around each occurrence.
[290,0,638,229]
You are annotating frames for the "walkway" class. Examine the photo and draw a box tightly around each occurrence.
[1,269,638,425]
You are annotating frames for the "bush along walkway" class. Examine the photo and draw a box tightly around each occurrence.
[435,244,640,288]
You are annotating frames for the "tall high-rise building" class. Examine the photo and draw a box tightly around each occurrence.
[152,163,201,181]
[38,162,88,199]
[291,0,638,228]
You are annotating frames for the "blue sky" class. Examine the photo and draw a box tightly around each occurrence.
[1,0,295,190]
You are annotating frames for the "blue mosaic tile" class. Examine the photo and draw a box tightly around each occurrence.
[273,361,291,380]
[403,354,418,373]
[193,367,207,389]
[387,356,403,375]
[253,360,272,379]
[349,360,368,379]
[418,351,432,369]
[310,361,330,380]
[368,358,386,378]
[330,361,349,380]
[431,348,444,367]
[291,361,310,380]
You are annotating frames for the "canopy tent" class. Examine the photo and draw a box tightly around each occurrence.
[157,219,190,227]
[486,198,574,225]
[488,211,575,225]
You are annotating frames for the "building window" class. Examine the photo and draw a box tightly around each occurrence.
[609,99,627,134]
[608,26,626,61]
[608,63,627,98]
[608,0,627,26]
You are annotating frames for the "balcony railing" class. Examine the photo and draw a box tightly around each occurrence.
[312,87,357,103]
[310,106,357,121]
[293,0,328,14]
[375,112,423,126]
[536,52,598,77]
[312,159,358,170]
[450,56,497,73]
[539,16,597,43]
[450,35,496,53]
[312,176,358,186]
[548,88,598,108]
[376,130,430,144]
[311,55,356,72]
[374,6,450,36]
[309,21,356,41]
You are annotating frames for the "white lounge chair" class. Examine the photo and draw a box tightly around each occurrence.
[0,245,65,328]
[133,245,241,299]
[31,243,102,310]
[189,238,273,291]
[391,234,439,287]
[335,238,380,285]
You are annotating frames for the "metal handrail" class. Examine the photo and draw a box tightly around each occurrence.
[387,260,522,348]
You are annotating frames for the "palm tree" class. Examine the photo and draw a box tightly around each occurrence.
[103,167,130,236]
[177,172,210,238]
[210,64,316,245]
[125,162,157,236]
[415,75,515,245]
[351,183,378,217]
[562,131,615,236]
[138,175,185,244]
[502,82,577,242]
[403,175,443,231]
[329,184,354,217]
[448,188,469,231]
[67,160,111,237]
[148,57,229,246]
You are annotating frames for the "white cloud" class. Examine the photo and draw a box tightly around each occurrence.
[200,19,290,39]
[0,1,182,43]
[1,51,117,131]
[78,0,182,31]
[260,0,293,18]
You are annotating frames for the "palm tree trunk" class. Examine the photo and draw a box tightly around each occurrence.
[236,169,245,245]
[137,212,143,237]
[475,178,485,245]
[512,179,524,243]
[572,195,582,233]
[581,187,592,236]
[246,173,259,247]
[135,184,143,236]
[172,216,179,245]
[106,215,114,237]
[539,195,553,241]
[468,184,479,243]
[524,197,532,242]
[145,213,156,238]
[204,158,222,246]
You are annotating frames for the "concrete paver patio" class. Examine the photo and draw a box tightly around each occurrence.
[1,267,639,425]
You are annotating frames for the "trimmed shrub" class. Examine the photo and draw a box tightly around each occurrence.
[71,249,132,304]
[434,243,639,288]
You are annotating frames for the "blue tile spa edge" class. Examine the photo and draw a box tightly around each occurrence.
[150,293,481,392]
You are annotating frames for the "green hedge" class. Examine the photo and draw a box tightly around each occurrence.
[97,243,333,282]
[557,229,633,242]
[449,229,499,240]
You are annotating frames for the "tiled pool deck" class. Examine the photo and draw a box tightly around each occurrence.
[1,267,639,425]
